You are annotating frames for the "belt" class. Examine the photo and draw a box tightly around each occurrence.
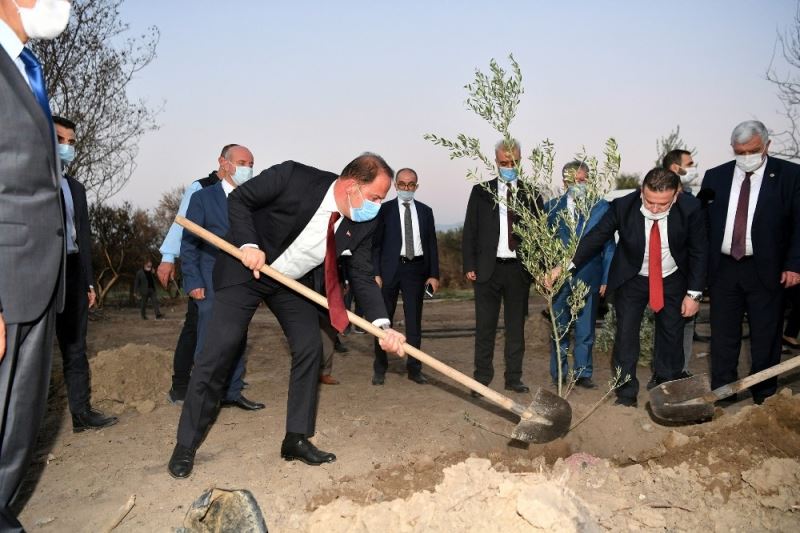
[495,257,518,264]
[399,256,424,263]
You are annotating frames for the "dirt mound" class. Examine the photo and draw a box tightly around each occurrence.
[299,391,800,532]
[89,342,173,414]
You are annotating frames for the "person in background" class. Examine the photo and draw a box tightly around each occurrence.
[53,115,117,431]
[134,259,162,320]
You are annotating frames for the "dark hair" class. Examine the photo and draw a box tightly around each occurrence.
[340,152,394,184]
[395,167,418,181]
[561,160,590,180]
[661,149,691,170]
[642,167,680,192]
[220,143,239,159]
[53,115,76,131]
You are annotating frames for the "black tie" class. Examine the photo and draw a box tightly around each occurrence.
[403,202,415,260]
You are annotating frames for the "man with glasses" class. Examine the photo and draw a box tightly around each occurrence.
[371,168,440,385]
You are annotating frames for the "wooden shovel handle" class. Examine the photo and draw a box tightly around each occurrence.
[175,216,546,423]
[709,354,800,401]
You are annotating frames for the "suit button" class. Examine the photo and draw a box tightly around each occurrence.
[57,228,64,237]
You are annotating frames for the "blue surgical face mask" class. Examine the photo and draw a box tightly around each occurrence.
[349,186,381,222]
[232,165,253,185]
[498,167,518,182]
[568,183,587,199]
[397,190,415,202]
[58,143,75,163]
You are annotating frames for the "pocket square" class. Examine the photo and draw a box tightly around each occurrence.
[341,249,353,256]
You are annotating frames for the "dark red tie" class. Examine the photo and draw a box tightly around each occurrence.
[325,212,349,333]
[648,220,664,313]
[730,172,753,260]
[507,187,518,251]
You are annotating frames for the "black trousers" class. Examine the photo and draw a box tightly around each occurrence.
[177,277,323,450]
[710,255,784,400]
[139,288,160,318]
[171,298,199,395]
[373,259,426,376]
[784,285,800,338]
[473,260,529,386]
[0,301,56,532]
[613,272,686,401]
[55,253,91,414]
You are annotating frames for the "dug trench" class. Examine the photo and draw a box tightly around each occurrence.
[16,299,800,531]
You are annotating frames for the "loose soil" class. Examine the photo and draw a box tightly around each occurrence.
[15,299,800,531]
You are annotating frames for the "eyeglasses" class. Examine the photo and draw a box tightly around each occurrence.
[396,182,418,191]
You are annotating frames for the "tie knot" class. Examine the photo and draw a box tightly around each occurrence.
[745,171,753,179]
[403,201,410,207]
[19,47,40,69]
[330,212,340,224]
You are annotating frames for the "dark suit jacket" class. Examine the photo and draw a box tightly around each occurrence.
[371,198,439,286]
[462,178,543,283]
[64,175,94,291]
[181,182,228,295]
[702,158,800,289]
[133,269,156,296]
[572,190,707,293]
[0,46,64,322]
[216,160,386,321]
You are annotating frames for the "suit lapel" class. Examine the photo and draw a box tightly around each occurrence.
[285,174,336,252]
[753,157,780,228]
[0,46,57,183]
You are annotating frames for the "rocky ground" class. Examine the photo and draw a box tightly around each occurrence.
[14,298,800,531]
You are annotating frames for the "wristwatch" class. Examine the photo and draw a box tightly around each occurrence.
[686,292,702,302]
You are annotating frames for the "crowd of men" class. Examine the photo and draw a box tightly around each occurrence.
[1,1,800,530]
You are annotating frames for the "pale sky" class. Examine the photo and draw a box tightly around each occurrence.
[117,0,798,226]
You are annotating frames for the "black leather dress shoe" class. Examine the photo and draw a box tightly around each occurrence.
[221,396,265,411]
[371,373,385,386]
[575,377,598,389]
[280,436,336,466]
[614,396,638,408]
[72,408,118,433]
[168,444,195,479]
[504,382,530,393]
[407,373,429,385]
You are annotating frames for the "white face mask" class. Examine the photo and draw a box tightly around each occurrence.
[640,196,674,221]
[735,152,765,173]
[681,166,699,182]
[13,0,72,40]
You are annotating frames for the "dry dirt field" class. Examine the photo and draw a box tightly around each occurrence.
[14,297,800,532]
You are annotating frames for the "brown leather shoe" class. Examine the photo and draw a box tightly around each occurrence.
[319,375,339,385]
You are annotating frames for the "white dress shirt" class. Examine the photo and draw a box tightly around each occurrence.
[720,157,767,256]
[221,179,234,197]
[269,182,340,280]
[398,198,424,257]
[638,216,678,278]
[0,19,29,87]
[496,180,518,258]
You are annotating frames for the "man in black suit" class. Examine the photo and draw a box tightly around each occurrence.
[702,120,800,404]
[168,153,406,478]
[549,168,707,407]
[462,140,540,394]
[134,259,162,319]
[53,116,117,431]
[371,168,440,385]
[0,1,71,530]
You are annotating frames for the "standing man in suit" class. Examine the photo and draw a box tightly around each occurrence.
[462,139,540,395]
[180,144,263,411]
[168,154,406,478]
[548,168,707,407]
[544,161,615,389]
[158,147,231,405]
[0,1,71,530]
[53,116,117,431]
[702,120,800,404]
[372,168,440,385]
[134,259,162,319]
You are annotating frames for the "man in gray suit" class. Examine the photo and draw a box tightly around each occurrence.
[0,1,71,530]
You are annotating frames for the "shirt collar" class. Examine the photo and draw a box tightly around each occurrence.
[0,19,24,62]
[221,179,235,197]
[320,181,339,214]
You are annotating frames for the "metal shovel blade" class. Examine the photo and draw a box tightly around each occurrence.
[511,387,572,443]
[649,374,715,423]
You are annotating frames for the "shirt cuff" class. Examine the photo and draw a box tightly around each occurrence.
[240,244,259,250]
[687,290,702,298]
[161,254,176,263]
[372,318,391,329]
